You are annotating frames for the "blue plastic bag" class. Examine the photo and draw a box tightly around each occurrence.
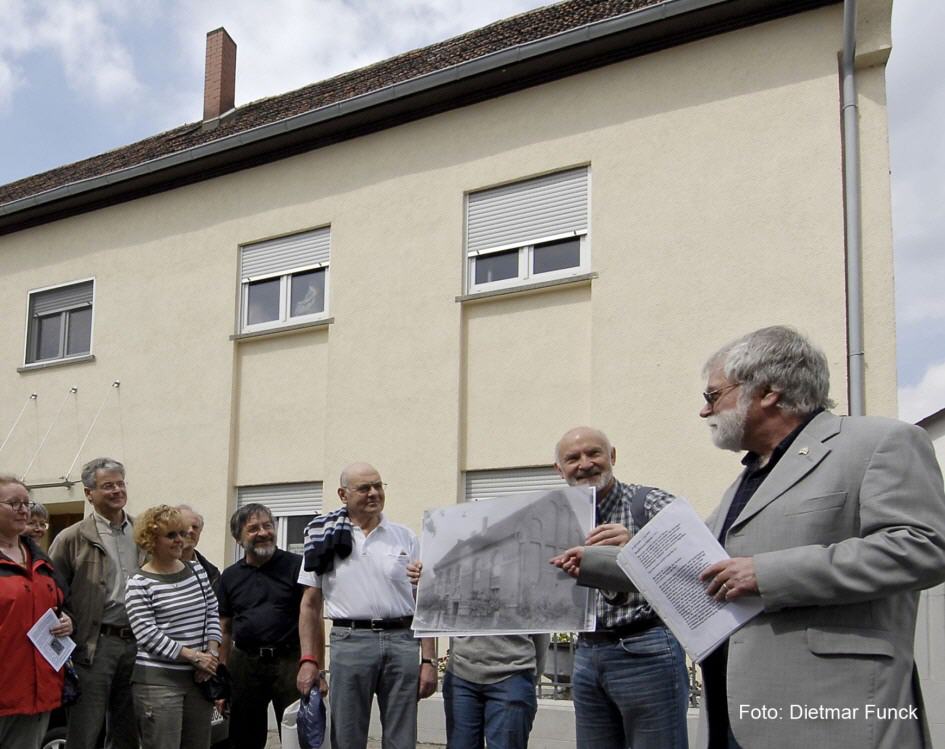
[297,689,326,749]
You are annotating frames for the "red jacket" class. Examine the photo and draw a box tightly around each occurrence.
[0,535,66,716]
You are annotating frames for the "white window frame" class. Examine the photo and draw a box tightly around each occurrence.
[23,278,95,366]
[466,232,589,294]
[240,263,330,333]
[465,167,590,295]
[239,228,331,334]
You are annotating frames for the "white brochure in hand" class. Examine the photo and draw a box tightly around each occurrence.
[27,608,76,671]
[616,499,763,662]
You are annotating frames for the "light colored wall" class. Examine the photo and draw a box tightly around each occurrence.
[0,6,897,566]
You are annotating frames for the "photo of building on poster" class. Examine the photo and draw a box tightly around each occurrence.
[413,486,596,635]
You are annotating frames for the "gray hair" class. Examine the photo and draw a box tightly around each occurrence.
[705,326,834,416]
[81,458,125,489]
[229,503,273,541]
[30,501,49,521]
[176,504,204,529]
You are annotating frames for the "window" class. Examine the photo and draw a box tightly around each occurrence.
[25,280,94,365]
[235,482,323,558]
[240,228,330,332]
[463,466,567,503]
[466,167,589,293]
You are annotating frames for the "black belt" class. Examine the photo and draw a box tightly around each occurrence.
[100,623,135,640]
[579,617,662,643]
[236,642,299,659]
[332,616,413,630]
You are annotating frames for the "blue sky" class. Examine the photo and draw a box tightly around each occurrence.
[1,0,942,421]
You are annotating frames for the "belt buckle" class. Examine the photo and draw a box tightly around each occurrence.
[120,626,132,640]
[259,646,277,658]
[369,619,385,631]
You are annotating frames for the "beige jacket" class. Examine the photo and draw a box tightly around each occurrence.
[48,513,147,665]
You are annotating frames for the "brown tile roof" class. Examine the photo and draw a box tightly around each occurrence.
[0,0,663,207]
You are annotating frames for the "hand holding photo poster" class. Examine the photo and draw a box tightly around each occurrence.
[412,487,596,636]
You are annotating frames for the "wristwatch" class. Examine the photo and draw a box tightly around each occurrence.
[420,658,435,666]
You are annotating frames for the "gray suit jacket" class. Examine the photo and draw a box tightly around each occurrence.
[578,412,945,749]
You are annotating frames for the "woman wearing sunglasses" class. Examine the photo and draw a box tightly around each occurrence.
[126,505,221,749]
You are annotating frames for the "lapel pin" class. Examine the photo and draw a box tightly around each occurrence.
[798,446,809,455]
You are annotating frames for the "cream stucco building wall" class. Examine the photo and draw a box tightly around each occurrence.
[0,6,896,568]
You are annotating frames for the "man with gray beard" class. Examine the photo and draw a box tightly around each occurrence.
[217,504,305,749]
[562,327,945,749]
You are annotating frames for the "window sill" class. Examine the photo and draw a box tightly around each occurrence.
[18,354,96,373]
[231,317,334,342]
[456,272,597,304]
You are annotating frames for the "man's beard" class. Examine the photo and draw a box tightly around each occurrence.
[243,539,275,559]
[568,468,614,494]
[707,398,748,452]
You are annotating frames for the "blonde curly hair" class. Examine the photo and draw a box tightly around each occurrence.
[133,504,185,554]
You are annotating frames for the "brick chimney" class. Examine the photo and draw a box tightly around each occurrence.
[203,27,236,120]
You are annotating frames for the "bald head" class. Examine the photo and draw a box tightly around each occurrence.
[339,462,381,489]
[554,426,617,501]
[338,462,386,529]
[555,426,612,464]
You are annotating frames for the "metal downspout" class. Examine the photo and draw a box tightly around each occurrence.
[841,0,865,416]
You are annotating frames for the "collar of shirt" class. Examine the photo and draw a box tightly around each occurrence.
[93,509,129,534]
[740,407,824,476]
[352,513,390,538]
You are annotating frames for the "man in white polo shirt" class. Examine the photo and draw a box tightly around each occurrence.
[297,462,437,749]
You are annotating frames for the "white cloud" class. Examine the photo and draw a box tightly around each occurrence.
[0,0,143,109]
[33,0,142,104]
[899,360,945,424]
[0,58,22,112]
[889,0,945,327]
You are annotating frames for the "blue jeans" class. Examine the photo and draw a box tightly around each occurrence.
[328,626,419,749]
[443,671,537,749]
[573,626,688,749]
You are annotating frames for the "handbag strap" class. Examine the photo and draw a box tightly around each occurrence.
[191,561,209,651]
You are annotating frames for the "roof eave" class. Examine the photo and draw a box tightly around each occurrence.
[0,0,837,235]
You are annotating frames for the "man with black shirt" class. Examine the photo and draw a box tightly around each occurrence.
[217,503,305,749]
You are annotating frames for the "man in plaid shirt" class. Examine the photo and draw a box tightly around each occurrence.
[553,426,688,749]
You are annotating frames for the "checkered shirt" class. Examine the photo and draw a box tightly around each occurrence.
[594,479,677,629]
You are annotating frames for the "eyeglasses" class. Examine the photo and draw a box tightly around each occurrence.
[702,382,740,406]
[96,481,127,492]
[0,500,35,512]
[163,530,186,540]
[346,482,386,495]
[27,520,49,529]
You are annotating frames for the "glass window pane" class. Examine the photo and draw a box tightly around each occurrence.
[474,249,519,285]
[36,314,62,360]
[285,515,317,555]
[246,278,281,325]
[66,307,92,356]
[290,269,326,318]
[533,237,581,275]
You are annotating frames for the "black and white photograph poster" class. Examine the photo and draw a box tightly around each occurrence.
[412,486,596,636]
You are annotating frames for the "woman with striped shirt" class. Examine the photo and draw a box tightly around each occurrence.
[126,505,222,749]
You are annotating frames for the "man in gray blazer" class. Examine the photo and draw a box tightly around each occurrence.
[567,326,945,748]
